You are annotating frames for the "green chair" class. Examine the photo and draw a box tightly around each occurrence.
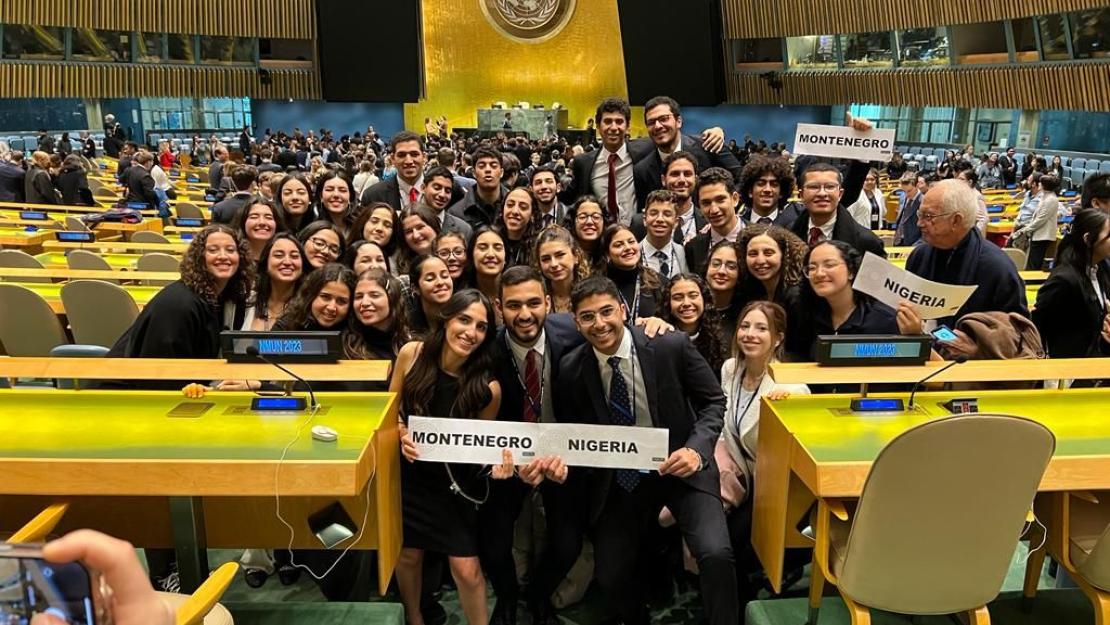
[807,414,1055,625]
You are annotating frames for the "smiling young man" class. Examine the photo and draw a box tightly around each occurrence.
[684,167,745,275]
[419,165,472,242]
[738,155,802,228]
[530,164,567,227]
[788,160,886,257]
[480,266,585,625]
[639,190,687,279]
[448,147,507,231]
[359,131,429,211]
[553,275,738,625]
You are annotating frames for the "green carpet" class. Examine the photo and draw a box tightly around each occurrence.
[224,601,404,625]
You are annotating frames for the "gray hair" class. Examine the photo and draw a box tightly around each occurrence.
[932,179,978,227]
[0,141,9,161]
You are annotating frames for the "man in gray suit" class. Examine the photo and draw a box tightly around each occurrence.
[422,165,473,242]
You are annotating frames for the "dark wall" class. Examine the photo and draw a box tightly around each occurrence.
[617,0,725,106]
[250,100,405,140]
[316,0,423,102]
[0,99,87,133]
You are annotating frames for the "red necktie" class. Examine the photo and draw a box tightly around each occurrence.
[808,227,823,247]
[408,186,419,205]
[607,152,620,223]
[523,349,541,422]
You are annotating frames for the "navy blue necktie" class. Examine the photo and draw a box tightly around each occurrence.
[608,356,640,491]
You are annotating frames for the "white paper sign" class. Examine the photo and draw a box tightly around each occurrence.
[793,123,897,162]
[407,416,670,471]
[852,252,978,319]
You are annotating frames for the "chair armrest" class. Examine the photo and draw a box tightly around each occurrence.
[175,561,238,625]
[9,502,69,544]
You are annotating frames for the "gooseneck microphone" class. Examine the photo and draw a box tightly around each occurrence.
[908,355,968,409]
[246,345,319,410]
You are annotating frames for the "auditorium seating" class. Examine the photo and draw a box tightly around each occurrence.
[0,284,68,356]
[60,280,139,348]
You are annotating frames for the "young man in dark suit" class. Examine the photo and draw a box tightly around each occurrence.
[630,151,706,243]
[552,276,739,625]
[479,267,586,625]
[738,155,804,228]
[632,96,743,209]
[789,161,886,258]
[360,131,462,211]
[684,167,747,276]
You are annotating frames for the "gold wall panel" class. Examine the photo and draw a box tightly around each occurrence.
[723,0,1108,38]
[406,0,630,133]
[1,0,316,38]
[726,65,1110,111]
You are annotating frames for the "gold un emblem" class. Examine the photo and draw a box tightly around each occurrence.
[480,0,577,43]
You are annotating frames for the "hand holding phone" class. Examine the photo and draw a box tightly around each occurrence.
[931,325,959,343]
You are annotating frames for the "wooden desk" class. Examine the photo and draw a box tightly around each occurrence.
[0,228,51,252]
[753,387,1110,592]
[0,267,179,282]
[0,389,401,596]
[36,251,145,270]
[0,357,392,382]
[42,240,189,254]
[770,357,1110,387]
[11,282,161,314]
[0,201,158,218]
[0,217,63,229]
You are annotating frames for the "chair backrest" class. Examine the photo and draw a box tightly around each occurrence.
[0,284,69,356]
[93,186,117,199]
[1073,158,1087,170]
[136,252,180,285]
[131,230,169,244]
[60,280,138,348]
[838,414,1054,614]
[1002,247,1026,270]
[0,250,50,284]
[66,250,118,284]
[65,215,90,232]
[174,202,205,220]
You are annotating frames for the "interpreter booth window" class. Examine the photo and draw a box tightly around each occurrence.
[733,37,784,71]
[839,32,893,69]
[166,34,196,64]
[71,29,131,63]
[1,25,64,61]
[1011,18,1040,63]
[259,38,314,65]
[1037,15,1071,61]
[949,21,1008,65]
[786,35,838,70]
[136,33,164,63]
[200,36,256,65]
[1069,9,1108,59]
[897,27,948,67]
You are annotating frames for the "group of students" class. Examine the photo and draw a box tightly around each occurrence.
[98,102,1110,624]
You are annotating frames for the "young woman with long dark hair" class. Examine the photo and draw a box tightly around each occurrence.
[600,223,663,322]
[533,225,591,313]
[661,272,726,376]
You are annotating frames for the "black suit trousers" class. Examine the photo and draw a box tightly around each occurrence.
[478,473,588,608]
[592,473,737,625]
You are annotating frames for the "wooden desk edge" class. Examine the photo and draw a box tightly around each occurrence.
[0,358,391,381]
[770,358,1110,385]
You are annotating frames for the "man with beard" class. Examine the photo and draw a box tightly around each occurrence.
[448,147,508,230]
[738,155,803,228]
[633,96,742,208]
[684,167,746,276]
[631,151,705,243]
[530,164,567,227]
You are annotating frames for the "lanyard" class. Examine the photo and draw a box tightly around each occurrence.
[730,369,764,438]
[505,333,545,419]
[618,277,642,326]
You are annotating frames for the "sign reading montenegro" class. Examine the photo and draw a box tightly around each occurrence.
[480,0,577,43]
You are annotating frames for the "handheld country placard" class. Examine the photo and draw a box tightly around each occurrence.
[407,416,670,470]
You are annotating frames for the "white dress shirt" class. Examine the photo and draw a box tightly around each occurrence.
[710,218,745,245]
[750,208,779,224]
[676,204,698,242]
[594,330,651,428]
[656,135,683,162]
[507,330,554,423]
[398,175,423,210]
[591,143,637,226]
[640,237,688,278]
[807,213,837,242]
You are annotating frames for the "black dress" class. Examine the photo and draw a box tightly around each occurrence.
[607,264,659,321]
[401,370,484,556]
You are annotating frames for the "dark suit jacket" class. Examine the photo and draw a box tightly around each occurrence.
[207,161,224,190]
[555,328,725,521]
[632,134,743,208]
[628,207,706,244]
[125,167,160,208]
[24,167,59,204]
[893,193,923,246]
[0,162,25,202]
[1033,262,1110,359]
[57,169,92,205]
[561,138,655,206]
[741,201,803,229]
[360,177,402,211]
[492,314,583,424]
[789,205,886,258]
[210,192,254,224]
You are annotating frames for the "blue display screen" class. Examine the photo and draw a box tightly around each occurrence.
[125,202,149,210]
[254,397,305,410]
[855,398,903,411]
[829,342,922,359]
[20,211,47,220]
[176,218,203,227]
[181,233,195,241]
[233,337,330,356]
[56,231,94,242]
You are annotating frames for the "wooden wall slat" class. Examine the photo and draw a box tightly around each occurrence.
[723,0,1106,38]
[727,64,1110,111]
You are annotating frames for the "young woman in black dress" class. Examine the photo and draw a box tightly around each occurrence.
[392,289,508,625]
[600,223,664,322]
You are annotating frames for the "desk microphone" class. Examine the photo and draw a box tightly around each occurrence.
[245,345,319,410]
[908,355,968,409]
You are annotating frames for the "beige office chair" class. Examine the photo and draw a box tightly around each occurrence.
[65,215,91,232]
[879,234,895,248]
[808,414,1055,625]
[174,202,206,220]
[0,284,69,356]
[1002,247,1027,271]
[1024,491,1110,623]
[132,230,170,244]
[60,280,138,348]
[137,252,181,285]
[93,186,118,201]
[66,249,118,284]
[0,249,50,283]
[88,177,105,194]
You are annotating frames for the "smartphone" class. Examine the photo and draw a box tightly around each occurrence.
[0,544,112,624]
[931,325,958,343]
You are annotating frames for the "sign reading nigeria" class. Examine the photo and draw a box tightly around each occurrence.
[793,123,897,162]
[480,0,577,43]
[407,416,669,470]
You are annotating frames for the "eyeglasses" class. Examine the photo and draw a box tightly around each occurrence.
[308,237,341,255]
[803,183,841,193]
[708,259,739,272]
[803,260,845,277]
[576,212,604,223]
[917,211,954,223]
[576,305,620,326]
[436,248,466,260]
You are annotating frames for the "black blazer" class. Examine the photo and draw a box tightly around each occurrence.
[0,162,25,202]
[555,328,725,521]
[561,138,655,206]
[126,167,160,208]
[492,313,583,424]
[360,177,402,211]
[741,201,803,229]
[789,205,886,258]
[1033,262,1110,359]
[57,169,92,205]
[632,133,743,208]
[24,166,59,205]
